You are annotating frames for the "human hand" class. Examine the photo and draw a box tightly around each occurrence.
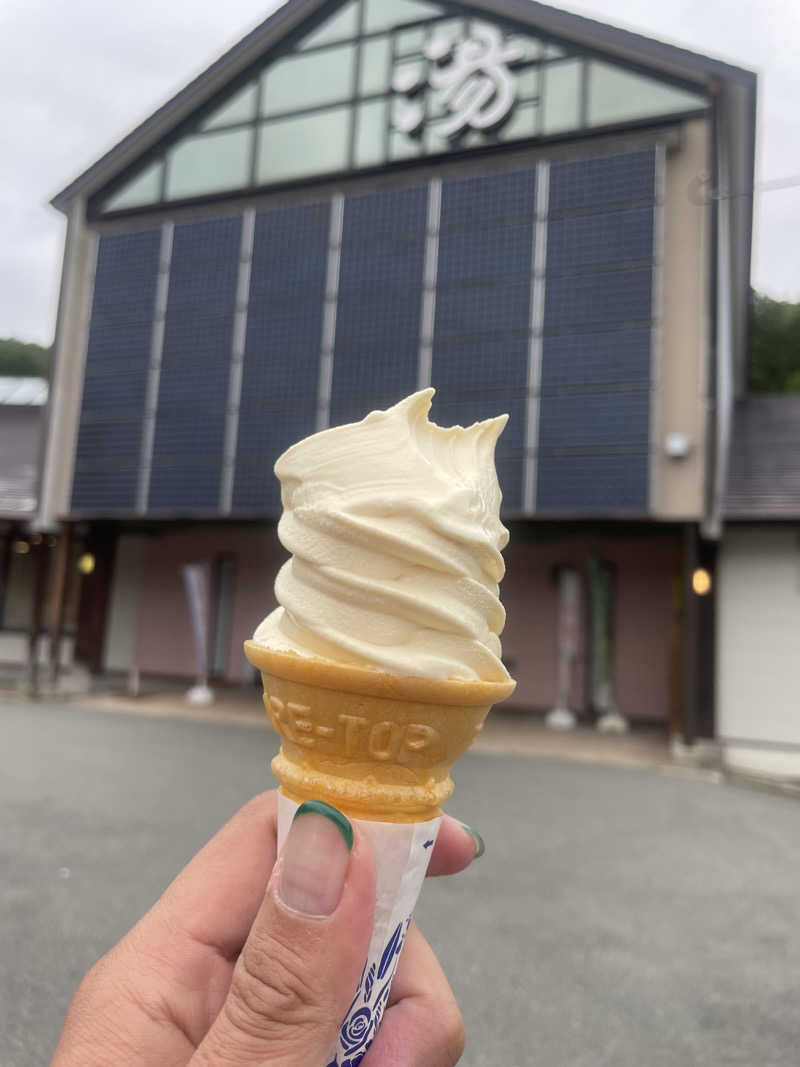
[51,790,482,1066]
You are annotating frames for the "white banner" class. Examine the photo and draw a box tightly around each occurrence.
[181,562,210,683]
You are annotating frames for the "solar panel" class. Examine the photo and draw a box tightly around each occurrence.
[72,229,160,512]
[537,148,656,512]
[233,200,331,513]
[432,167,536,512]
[149,216,241,511]
[330,185,427,426]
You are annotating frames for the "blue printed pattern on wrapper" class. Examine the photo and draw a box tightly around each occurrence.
[275,793,441,1067]
[327,918,412,1067]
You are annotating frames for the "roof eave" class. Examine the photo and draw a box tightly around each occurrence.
[724,511,800,523]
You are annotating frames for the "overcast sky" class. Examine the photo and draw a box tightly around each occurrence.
[1,0,798,346]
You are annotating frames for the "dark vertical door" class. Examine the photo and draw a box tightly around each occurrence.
[682,523,717,742]
[74,529,117,674]
[587,556,616,716]
[211,553,237,679]
[668,567,686,736]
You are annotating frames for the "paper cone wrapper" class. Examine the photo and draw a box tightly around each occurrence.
[277,791,441,1066]
[245,641,515,1065]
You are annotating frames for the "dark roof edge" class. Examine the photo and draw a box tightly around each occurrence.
[734,392,800,403]
[51,0,757,214]
[725,514,800,523]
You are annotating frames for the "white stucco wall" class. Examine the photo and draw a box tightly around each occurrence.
[717,527,800,779]
[1,549,74,669]
[0,632,74,667]
[104,534,146,673]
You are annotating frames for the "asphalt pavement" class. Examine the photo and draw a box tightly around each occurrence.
[2,698,799,1067]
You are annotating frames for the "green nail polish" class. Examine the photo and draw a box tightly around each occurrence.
[461,824,485,859]
[293,800,353,851]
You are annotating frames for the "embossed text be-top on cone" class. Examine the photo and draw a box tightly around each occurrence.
[243,643,515,822]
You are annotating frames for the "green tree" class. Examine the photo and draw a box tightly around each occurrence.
[0,337,51,378]
[748,291,800,393]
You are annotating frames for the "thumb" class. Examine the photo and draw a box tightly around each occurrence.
[191,801,375,1067]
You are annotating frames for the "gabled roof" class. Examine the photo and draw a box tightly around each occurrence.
[725,396,800,520]
[51,0,756,213]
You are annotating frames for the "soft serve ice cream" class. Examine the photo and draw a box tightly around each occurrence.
[245,385,516,816]
[252,389,510,683]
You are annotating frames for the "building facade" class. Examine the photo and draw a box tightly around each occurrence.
[0,378,73,678]
[717,396,800,778]
[37,0,755,737]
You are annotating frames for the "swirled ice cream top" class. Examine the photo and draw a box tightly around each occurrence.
[253,389,510,682]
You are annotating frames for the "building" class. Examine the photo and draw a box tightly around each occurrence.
[37,0,756,741]
[1,379,49,669]
[0,377,71,676]
[717,396,800,779]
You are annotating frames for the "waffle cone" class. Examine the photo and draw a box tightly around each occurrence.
[244,641,516,822]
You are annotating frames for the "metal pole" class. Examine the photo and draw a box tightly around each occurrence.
[682,523,699,747]
[48,522,73,687]
[26,539,50,697]
[0,526,13,625]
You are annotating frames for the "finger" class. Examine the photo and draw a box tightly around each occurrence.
[361,922,465,1067]
[191,801,375,1067]
[426,815,484,877]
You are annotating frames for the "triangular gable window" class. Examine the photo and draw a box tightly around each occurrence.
[93,0,707,216]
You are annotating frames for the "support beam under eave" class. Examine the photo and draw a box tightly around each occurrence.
[682,522,717,744]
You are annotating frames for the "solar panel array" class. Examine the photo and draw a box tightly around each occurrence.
[331,185,428,426]
[233,201,331,513]
[72,147,657,517]
[72,228,161,512]
[149,216,241,510]
[432,168,536,512]
[538,149,655,511]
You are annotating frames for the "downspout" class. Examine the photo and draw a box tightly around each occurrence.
[34,196,88,533]
[703,98,734,540]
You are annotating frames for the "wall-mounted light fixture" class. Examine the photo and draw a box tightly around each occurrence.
[692,567,712,596]
[77,553,96,575]
[665,432,692,460]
